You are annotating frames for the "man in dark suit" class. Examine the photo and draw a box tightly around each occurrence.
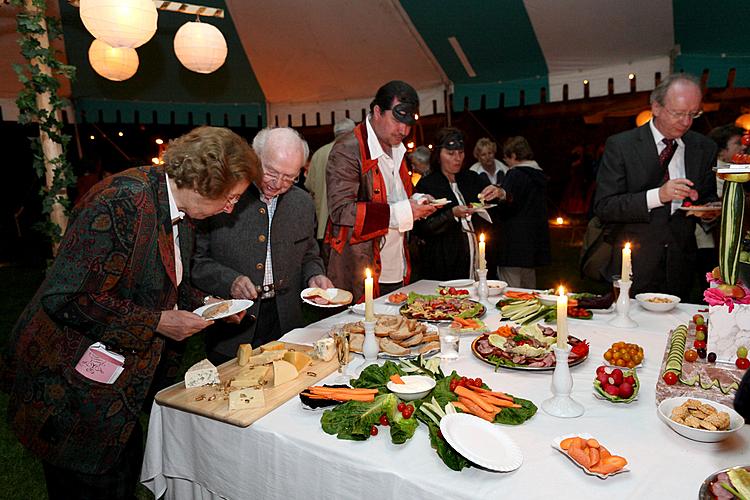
[192,127,333,364]
[594,73,718,300]
[4,127,260,499]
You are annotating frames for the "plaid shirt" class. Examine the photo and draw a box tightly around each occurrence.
[261,195,278,298]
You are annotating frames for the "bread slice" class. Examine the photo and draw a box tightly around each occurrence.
[349,333,364,353]
[418,341,440,355]
[328,289,353,305]
[398,332,423,348]
[379,337,410,356]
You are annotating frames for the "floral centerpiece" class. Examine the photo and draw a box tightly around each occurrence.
[705,133,750,364]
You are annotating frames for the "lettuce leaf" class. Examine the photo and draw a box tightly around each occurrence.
[321,394,398,441]
[389,405,419,444]
[426,420,470,471]
[350,361,404,392]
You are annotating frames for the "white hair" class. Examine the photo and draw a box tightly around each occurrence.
[252,127,308,167]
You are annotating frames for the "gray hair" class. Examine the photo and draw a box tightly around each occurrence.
[252,127,308,167]
[409,145,431,164]
[650,73,701,106]
[333,118,355,137]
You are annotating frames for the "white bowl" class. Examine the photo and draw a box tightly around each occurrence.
[474,280,507,296]
[635,293,680,312]
[537,293,558,306]
[657,396,744,442]
[386,375,436,401]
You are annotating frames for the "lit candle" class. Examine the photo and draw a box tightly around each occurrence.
[621,242,632,283]
[556,217,564,225]
[556,286,568,349]
[364,268,374,322]
[478,233,486,271]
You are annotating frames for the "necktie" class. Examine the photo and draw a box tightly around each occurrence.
[659,138,677,182]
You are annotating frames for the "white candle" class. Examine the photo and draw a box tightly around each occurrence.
[364,268,374,322]
[556,286,568,349]
[621,242,632,283]
[478,233,486,271]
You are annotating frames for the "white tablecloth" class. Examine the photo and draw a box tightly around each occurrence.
[141,281,749,500]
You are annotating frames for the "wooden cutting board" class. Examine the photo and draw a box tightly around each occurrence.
[155,343,340,427]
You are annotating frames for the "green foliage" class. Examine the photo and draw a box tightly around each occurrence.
[11,0,76,245]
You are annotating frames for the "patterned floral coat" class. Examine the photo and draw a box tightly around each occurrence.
[5,166,204,474]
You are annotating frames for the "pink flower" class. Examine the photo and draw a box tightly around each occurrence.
[704,288,736,312]
[705,271,722,286]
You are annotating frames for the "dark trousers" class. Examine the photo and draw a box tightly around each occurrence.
[207,297,281,366]
[42,422,143,500]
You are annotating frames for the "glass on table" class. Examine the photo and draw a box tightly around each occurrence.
[332,327,350,373]
[612,275,621,301]
[439,326,460,360]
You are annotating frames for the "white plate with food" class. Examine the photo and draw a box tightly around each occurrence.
[551,433,630,479]
[677,203,722,213]
[590,304,616,314]
[346,319,440,359]
[349,303,401,316]
[440,413,523,472]
[301,287,353,308]
[657,396,744,442]
[193,299,254,320]
[438,279,475,288]
[386,375,436,401]
[635,293,680,312]
[699,465,750,500]
[429,198,450,206]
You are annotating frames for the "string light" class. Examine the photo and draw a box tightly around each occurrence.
[118,131,124,137]
[155,138,164,145]
[151,157,160,165]
[628,73,635,80]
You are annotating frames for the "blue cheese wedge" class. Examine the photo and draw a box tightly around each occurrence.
[184,358,220,388]
[313,337,335,362]
[228,388,264,410]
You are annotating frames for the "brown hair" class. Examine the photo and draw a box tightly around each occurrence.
[473,137,497,160]
[164,126,261,199]
[502,136,534,161]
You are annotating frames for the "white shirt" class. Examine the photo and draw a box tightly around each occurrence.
[469,159,508,185]
[365,116,412,283]
[646,120,686,214]
[165,174,184,286]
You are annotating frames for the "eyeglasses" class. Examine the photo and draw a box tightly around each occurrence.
[263,166,299,186]
[663,106,703,120]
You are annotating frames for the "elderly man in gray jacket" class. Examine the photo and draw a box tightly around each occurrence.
[192,127,334,363]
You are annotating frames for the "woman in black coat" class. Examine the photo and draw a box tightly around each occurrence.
[414,128,502,280]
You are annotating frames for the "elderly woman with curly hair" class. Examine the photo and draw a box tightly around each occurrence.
[414,128,503,280]
[3,126,261,500]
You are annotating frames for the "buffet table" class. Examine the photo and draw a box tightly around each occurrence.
[141,280,749,500]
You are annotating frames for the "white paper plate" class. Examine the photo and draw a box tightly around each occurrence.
[192,299,254,320]
[439,413,523,472]
[438,279,475,288]
[429,198,450,206]
[591,304,616,314]
[349,303,401,316]
[551,433,630,478]
[301,287,353,308]
[677,205,722,213]
[472,204,497,210]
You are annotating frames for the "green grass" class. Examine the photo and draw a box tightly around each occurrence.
[0,225,602,498]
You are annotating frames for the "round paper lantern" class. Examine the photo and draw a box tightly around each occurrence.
[88,39,139,81]
[173,21,228,74]
[79,0,157,49]
[735,113,750,131]
[635,110,652,127]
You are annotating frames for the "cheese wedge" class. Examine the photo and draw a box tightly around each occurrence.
[230,365,270,388]
[228,388,265,410]
[260,340,286,352]
[245,350,287,367]
[184,359,220,388]
[237,344,254,366]
[313,337,335,362]
[283,351,312,372]
[271,359,299,387]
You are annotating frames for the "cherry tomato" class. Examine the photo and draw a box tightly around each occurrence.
[736,357,750,370]
[742,134,750,147]
[449,380,458,392]
[692,314,705,326]
[694,340,707,350]
[474,377,483,388]
[571,340,590,357]
[684,349,698,362]
[370,425,378,436]
[459,377,468,387]
[379,414,389,426]
[695,324,708,334]
[663,371,678,385]
[397,402,406,412]
[682,200,692,207]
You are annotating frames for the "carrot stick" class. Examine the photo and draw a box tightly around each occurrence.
[390,374,405,384]
[469,386,515,401]
[451,401,469,412]
[454,386,497,413]
[479,394,522,408]
[458,396,497,422]
[328,394,375,402]
[307,387,378,395]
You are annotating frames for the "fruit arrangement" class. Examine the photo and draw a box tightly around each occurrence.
[603,341,644,368]
[662,324,687,385]
[557,436,628,476]
[594,366,639,403]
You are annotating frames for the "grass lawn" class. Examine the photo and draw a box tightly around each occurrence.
[0,224,601,498]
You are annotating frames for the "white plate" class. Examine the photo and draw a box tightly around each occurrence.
[551,433,630,478]
[301,287,353,308]
[349,303,401,316]
[439,413,523,472]
[473,280,507,296]
[591,304,616,314]
[438,279,475,288]
[536,293,558,306]
[677,205,722,213]
[429,198,450,206]
[657,396,744,443]
[472,204,497,210]
[635,293,680,312]
[192,299,254,320]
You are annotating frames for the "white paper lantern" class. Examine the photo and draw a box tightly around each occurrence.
[173,21,228,74]
[79,0,157,49]
[88,39,139,81]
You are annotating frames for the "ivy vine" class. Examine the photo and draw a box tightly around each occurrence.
[12,0,76,244]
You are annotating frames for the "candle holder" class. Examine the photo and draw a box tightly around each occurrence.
[475,268,489,301]
[541,346,584,418]
[362,320,379,362]
[608,279,638,328]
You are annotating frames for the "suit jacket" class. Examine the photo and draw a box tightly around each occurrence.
[5,166,204,474]
[594,124,717,297]
[325,122,413,300]
[191,184,325,357]
[414,169,490,280]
